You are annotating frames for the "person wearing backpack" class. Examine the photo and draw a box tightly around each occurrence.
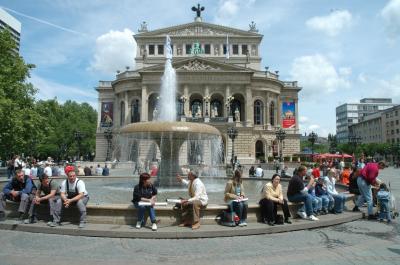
[60,166,89,228]
[0,169,35,223]
[224,170,248,226]
[26,174,62,226]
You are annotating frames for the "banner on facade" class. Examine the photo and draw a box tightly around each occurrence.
[282,101,295,128]
[101,102,113,127]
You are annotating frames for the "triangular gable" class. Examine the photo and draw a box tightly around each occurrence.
[135,21,262,38]
[138,57,255,73]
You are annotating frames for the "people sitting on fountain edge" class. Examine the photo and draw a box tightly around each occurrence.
[259,173,291,226]
[0,169,35,223]
[176,169,208,230]
[60,166,89,229]
[287,166,319,221]
[132,173,158,231]
[224,170,248,226]
[26,173,62,226]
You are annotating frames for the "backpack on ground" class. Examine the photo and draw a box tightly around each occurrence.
[219,210,240,227]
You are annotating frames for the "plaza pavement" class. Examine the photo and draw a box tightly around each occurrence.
[0,168,399,265]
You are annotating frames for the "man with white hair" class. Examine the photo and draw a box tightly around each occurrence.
[44,162,52,177]
[176,170,208,230]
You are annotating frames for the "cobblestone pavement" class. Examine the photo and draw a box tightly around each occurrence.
[0,168,399,265]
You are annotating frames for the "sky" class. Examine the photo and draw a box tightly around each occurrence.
[1,0,400,137]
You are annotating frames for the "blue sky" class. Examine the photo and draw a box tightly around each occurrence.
[1,0,400,137]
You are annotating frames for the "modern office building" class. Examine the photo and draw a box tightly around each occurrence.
[336,98,396,143]
[0,8,21,52]
[349,104,400,144]
[95,9,301,163]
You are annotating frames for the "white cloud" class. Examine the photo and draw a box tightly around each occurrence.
[30,74,97,110]
[214,0,259,26]
[306,10,352,36]
[381,0,400,41]
[358,73,367,83]
[290,54,351,97]
[88,28,137,75]
[375,74,400,100]
[299,116,309,123]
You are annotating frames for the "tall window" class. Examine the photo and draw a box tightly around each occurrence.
[148,45,155,55]
[120,101,125,126]
[242,45,248,54]
[131,99,140,123]
[185,44,192,54]
[232,44,239,55]
[157,44,164,55]
[204,44,211,54]
[270,101,275,126]
[255,140,265,162]
[210,100,222,117]
[254,100,263,125]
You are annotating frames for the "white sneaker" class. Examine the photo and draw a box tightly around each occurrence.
[136,221,141,229]
[152,223,157,231]
[297,211,307,219]
[307,215,319,221]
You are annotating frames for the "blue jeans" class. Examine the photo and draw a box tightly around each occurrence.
[318,195,334,211]
[331,193,346,213]
[288,193,314,216]
[228,200,248,223]
[379,200,391,221]
[134,203,156,224]
[310,195,322,212]
[356,177,373,215]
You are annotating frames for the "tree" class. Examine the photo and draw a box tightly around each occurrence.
[0,29,44,159]
[35,99,97,161]
[327,133,337,153]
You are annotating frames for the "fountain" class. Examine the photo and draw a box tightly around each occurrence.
[119,35,223,186]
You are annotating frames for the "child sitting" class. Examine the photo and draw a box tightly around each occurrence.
[376,183,391,223]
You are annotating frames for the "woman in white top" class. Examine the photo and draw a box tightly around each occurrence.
[324,169,346,214]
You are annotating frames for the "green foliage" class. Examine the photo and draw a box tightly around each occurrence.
[300,140,328,154]
[0,29,43,158]
[0,29,97,161]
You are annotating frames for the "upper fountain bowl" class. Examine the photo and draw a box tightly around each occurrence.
[119,121,221,140]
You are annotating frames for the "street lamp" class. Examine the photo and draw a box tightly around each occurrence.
[203,95,211,117]
[74,131,83,160]
[227,127,238,167]
[180,95,187,116]
[308,131,318,161]
[275,128,286,162]
[104,128,113,161]
[225,96,234,117]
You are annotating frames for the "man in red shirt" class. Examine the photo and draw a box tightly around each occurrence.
[353,161,385,218]
[311,164,320,178]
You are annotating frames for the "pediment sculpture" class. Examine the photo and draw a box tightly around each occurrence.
[177,60,221,71]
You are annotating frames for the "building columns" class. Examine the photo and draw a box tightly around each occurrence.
[141,85,148,122]
[246,86,253,126]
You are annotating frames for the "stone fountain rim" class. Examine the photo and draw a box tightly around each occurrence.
[119,121,221,136]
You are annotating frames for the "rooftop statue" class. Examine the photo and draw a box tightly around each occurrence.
[192,3,205,21]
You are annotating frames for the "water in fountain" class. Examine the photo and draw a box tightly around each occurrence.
[158,35,176,122]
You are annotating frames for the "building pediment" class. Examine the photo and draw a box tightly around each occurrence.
[139,57,254,73]
[135,21,262,39]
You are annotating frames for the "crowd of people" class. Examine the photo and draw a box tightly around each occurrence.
[0,155,391,231]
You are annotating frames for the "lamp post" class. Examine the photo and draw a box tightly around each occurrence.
[275,128,286,162]
[225,95,234,117]
[203,95,211,117]
[104,128,113,161]
[308,131,318,161]
[74,131,83,161]
[227,127,238,168]
[180,95,187,116]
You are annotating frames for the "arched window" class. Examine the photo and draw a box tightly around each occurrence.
[210,100,222,118]
[191,99,203,118]
[131,99,140,123]
[254,100,263,125]
[255,140,265,162]
[270,101,275,126]
[120,101,125,126]
[231,99,241,121]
